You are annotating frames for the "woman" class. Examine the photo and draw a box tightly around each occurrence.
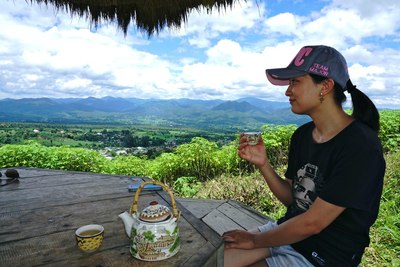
[222,45,385,267]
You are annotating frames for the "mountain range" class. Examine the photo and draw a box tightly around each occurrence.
[0,97,310,129]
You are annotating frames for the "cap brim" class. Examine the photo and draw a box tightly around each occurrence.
[265,68,308,86]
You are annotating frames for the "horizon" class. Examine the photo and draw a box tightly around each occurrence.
[2,95,398,110]
[0,95,286,102]
[1,0,399,109]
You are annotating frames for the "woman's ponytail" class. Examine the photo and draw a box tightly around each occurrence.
[346,80,380,133]
[311,74,380,133]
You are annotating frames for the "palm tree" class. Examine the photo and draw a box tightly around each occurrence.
[28,0,245,36]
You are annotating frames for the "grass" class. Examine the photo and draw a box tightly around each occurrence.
[364,151,400,266]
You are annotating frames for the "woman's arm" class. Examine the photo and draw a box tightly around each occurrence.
[223,197,346,249]
[258,162,293,207]
[238,134,293,206]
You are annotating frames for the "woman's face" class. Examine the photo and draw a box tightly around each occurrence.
[285,74,322,115]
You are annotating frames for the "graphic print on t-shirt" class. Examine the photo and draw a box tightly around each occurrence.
[293,163,321,211]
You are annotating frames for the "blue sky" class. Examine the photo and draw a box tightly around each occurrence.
[0,0,399,108]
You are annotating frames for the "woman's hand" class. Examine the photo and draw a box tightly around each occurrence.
[238,133,268,167]
[222,229,257,250]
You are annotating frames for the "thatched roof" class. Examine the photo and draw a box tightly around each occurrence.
[29,0,244,36]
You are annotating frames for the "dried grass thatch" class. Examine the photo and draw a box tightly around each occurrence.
[29,0,244,36]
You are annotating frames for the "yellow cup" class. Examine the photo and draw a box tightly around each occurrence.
[75,224,104,252]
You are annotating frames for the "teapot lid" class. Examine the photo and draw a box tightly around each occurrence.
[139,201,171,222]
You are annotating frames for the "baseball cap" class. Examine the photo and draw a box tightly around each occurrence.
[265,45,350,89]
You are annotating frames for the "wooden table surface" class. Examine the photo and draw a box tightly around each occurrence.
[0,168,271,267]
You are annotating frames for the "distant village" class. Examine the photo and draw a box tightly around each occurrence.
[28,128,178,160]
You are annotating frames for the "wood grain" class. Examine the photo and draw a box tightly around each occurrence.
[0,168,272,267]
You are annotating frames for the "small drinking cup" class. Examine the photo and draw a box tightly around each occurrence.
[75,224,104,252]
[243,132,261,145]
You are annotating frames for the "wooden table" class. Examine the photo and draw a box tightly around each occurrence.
[0,168,271,267]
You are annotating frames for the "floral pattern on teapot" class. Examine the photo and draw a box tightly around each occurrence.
[130,223,180,261]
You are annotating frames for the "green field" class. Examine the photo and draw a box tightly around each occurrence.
[1,109,399,266]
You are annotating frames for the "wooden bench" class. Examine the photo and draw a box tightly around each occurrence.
[178,198,273,234]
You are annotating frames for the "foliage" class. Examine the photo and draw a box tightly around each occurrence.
[106,155,149,176]
[146,126,298,182]
[195,173,280,214]
[0,142,50,168]
[173,176,202,198]
[364,150,400,266]
[379,110,400,152]
[261,124,297,167]
[147,137,240,183]
[0,122,237,155]
[175,137,224,181]
[48,146,107,172]
[147,152,183,184]
[214,141,255,176]
[0,143,107,172]
[0,109,399,266]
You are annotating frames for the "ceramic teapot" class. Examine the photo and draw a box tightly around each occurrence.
[119,181,180,261]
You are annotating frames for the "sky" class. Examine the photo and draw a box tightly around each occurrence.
[0,0,399,109]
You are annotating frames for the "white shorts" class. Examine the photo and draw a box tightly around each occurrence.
[258,221,314,267]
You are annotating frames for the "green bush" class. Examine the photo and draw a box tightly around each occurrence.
[261,124,297,167]
[0,143,107,173]
[147,137,229,183]
[106,155,149,176]
[195,173,280,215]
[0,143,50,168]
[379,110,400,152]
[147,152,183,184]
[173,176,202,198]
[364,150,400,266]
[46,146,107,172]
[214,142,256,175]
[175,137,222,181]
[0,111,399,267]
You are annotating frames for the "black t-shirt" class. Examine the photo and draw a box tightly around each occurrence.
[279,121,385,267]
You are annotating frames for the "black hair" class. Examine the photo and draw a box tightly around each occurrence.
[309,74,380,133]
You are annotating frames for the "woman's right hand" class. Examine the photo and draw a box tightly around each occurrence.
[238,133,268,168]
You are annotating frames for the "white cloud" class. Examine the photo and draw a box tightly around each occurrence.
[179,39,269,99]
[257,0,400,106]
[0,0,399,108]
[330,0,400,18]
[61,78,92,90]
[264,12,303,36]
[178,0,263,48]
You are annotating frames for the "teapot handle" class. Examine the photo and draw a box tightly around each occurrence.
[129,181,180,220]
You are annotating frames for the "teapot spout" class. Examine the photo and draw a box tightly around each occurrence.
[118,211,133,237]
